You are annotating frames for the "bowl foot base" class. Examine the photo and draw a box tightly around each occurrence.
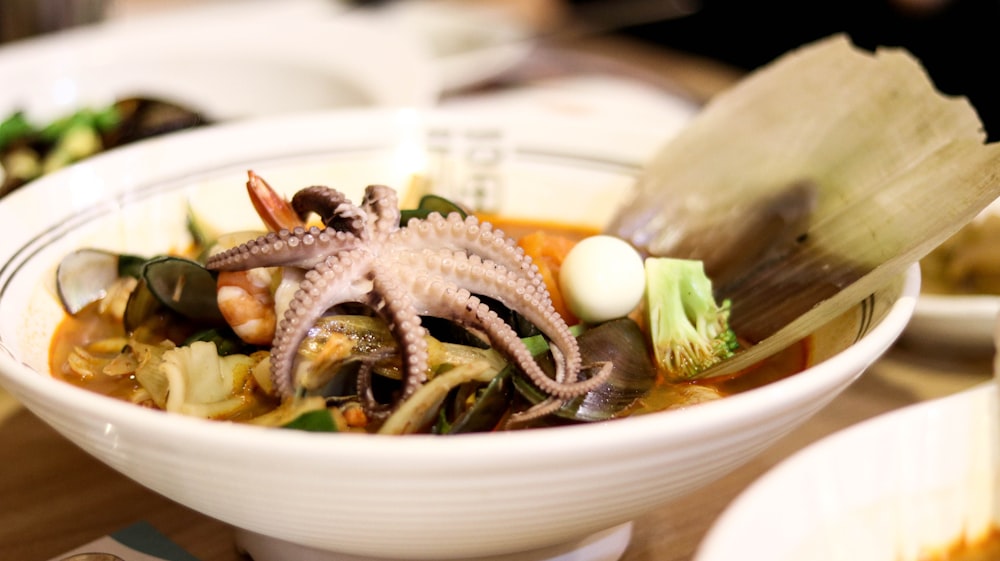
[234,521,633,561]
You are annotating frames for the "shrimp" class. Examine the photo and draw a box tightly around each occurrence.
[215,171,306,344]
[246,170,305,232]
[217,268,280,345]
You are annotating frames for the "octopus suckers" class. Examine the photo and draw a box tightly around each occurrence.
[204,182,590,422]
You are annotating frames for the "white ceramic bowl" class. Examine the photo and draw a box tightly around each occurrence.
[0,2,439,122]
[0,109,917,561]
[695,382,1000,561]
[905,294,1000,352]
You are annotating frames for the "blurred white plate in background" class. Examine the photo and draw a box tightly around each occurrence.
[442,74,698,132]
[696,382,1000,561]
[380,0,535,92]
[0,0,440,123]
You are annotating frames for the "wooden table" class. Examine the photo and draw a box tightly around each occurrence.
[0,32,992,561]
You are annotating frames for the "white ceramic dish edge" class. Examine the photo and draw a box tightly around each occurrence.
[695,382,1000,561]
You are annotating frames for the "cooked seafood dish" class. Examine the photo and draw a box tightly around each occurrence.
[0,97,208,198]
[48,170,808,435]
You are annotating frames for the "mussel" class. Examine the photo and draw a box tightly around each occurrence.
[56,250,228,336]
[514,318,657,423]
[125,256,226,328]
[56,248,145,315]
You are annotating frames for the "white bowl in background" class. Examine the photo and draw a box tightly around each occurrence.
[0,109,917,561]
[0,1,439,123]
[695,382,1000,561]
[905,294,1000,352]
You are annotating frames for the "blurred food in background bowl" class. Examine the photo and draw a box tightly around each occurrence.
[1,96,209,197]
[0,108,917,561]
[904,199,1000,353]
[0,1,439,199]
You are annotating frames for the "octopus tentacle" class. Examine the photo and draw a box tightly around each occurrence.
[411,272,602,400]
[365,265,431,406]
[360,184,401,236]
[292,186,367,235]
[454,291,607,399]
[356,362,393,420]
[401,248,581,383]
[395,216,560,322]
[508,399,564,425]
[206,226,360,270]
[505,348,613,427]
[270,250,375,397]
[398,214,538,277]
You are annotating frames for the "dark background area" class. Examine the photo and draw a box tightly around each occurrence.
[601,0,1000,140]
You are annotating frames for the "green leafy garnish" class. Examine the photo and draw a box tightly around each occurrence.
[283,409,340,432]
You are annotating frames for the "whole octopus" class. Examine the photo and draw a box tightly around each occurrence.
[205,174,611,425]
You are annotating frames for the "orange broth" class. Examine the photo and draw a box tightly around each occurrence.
[918,527,1000,561]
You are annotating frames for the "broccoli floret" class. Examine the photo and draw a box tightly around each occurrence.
[644,257,739,381]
